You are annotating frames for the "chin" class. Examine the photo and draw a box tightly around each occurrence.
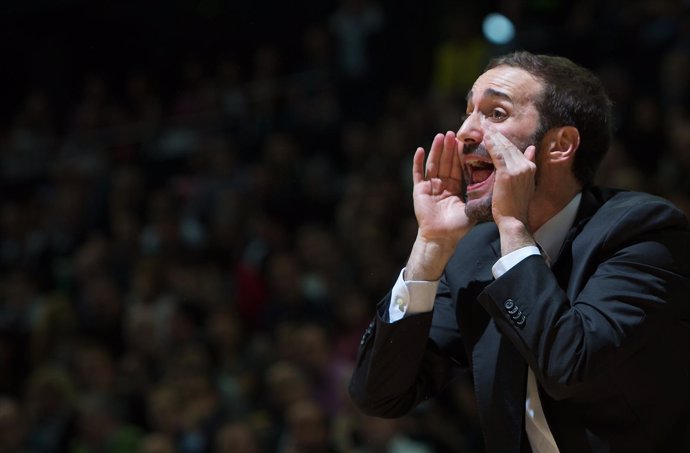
[465,196,493,223]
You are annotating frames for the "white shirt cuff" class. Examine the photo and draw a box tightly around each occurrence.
[387,268,439,323]
[492,246,541,279]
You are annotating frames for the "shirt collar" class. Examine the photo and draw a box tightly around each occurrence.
[533,192,582,263]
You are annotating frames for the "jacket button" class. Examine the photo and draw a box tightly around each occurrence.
[516,315,526,327]
[504,299,515,310]
[507,305,519,315]
[511,310,523,320]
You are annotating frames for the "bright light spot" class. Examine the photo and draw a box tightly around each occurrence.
[482,13,515,45]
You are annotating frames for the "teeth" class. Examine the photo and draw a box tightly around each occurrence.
[468,161,494,169]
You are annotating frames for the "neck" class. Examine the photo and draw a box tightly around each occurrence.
[527,184,581,233]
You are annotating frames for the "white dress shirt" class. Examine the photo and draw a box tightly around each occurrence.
[387,193,582,453]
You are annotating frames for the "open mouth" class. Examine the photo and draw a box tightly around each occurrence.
[465,159,495,191]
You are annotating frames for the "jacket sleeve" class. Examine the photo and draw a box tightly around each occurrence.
[349,276,466,417]
[478,198,690,400]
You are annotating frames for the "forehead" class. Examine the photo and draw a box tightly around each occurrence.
[467,65,543,106]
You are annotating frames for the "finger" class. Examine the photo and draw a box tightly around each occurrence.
[485,129,530,168]
[438,131,456,179]
[524,145,537,163]
[425,133,445,179]
[493,130,525,162]
[483,129,508,170]
[450,136,462,182]
[412,147,426,184]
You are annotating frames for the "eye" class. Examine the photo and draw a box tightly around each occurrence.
[488,109,507,121]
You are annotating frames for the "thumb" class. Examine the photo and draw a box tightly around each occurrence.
[524,145,537,163]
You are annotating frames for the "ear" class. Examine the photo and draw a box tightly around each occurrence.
[546,126,580,163]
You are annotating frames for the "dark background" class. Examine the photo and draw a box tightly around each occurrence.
[0,1,688,453]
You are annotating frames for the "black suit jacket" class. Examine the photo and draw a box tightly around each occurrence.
[349,188,690,453]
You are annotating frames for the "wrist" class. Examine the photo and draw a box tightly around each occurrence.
[496,217,535,256]
[405,233,457,281]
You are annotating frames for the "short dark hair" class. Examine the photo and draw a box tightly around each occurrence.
[485,51,613,187]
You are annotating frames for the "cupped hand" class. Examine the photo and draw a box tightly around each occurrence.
[483,128,537,229]
[412,131,475,245]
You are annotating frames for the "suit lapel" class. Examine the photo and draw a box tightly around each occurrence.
[537,188,608,449]
[470,228,527,453]
[473,323,528,453]
[552,188,604,292]
[471,190,604,452]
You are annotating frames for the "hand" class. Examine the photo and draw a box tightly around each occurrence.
[406,131,476,280]
[483,128,537,226]
[412,131,475,245]
[483,128,537,254]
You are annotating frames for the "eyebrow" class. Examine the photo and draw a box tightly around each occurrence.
[465,88,514,104]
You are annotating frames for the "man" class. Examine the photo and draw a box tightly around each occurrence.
[348,51,690,453]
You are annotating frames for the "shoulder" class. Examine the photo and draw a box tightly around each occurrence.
[595,188,682,212]
[576,189,690,264]
[588,188,689,233]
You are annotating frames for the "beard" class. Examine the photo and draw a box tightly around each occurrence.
[462,129,545,223]
[464,187,493,222]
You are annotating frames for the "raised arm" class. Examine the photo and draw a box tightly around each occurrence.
[406,131,476,281]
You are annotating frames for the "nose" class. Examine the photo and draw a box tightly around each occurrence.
[457,112,483,146]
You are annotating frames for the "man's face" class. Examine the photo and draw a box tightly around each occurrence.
[458,65,544,222]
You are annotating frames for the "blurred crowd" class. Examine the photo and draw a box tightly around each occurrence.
[1,1,689,452]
